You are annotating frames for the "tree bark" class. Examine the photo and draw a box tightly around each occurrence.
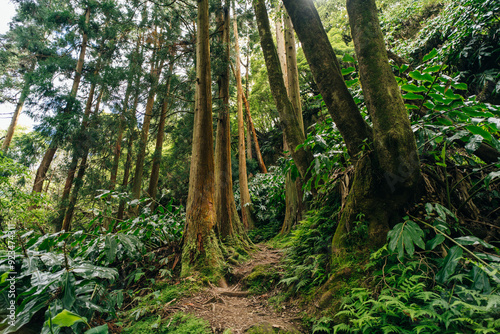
[54,80,98,231]
[252,0,313,182]
[242,93,267,174]
[234,14,255,230]
[131,30,163,204]
[32,7,91,193]
[148,62,174,207]
[282,0,372,158]
[280,12,304,234]
[332,0,421,250]
[214,1,247,241]
[181,0,223,278]
[1,81,29,152]
[61,88,103,232]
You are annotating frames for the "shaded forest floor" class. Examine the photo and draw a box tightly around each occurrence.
[161,244,304,333]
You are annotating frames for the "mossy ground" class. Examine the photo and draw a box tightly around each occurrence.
[122,312,211,334]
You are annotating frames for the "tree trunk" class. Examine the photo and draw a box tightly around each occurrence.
[242,93,267,174]
[280,12,304,234]
[131,31,163,204]
[282,0,372,158]
[148,62,174,207]
[1,82,29,152]
[214,1,241,240]
[181,0,223,278]
[61,88,104,232]
[117,133,135,221]
[332,0,421,250]
[32,7,91,193]
[54,80,98,231]
[253,0,313,181]
[234,14,255,230]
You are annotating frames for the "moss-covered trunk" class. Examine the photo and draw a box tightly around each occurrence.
[182,0,223,278]
[332,0,421,250]
[252,0,313,182]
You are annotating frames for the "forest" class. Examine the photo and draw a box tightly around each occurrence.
[0,0,499,332]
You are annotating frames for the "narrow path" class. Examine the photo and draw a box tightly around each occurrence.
[163,245,304,333]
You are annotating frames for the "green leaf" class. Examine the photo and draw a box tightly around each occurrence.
[422,48,438,62]
[342,54,355,62]
[399,64,409,73]
[61,271,76,310]
[472,265,491,293]
[401,84,427,93]
[422,65,442,73]
[50,309,88,328]
[426,234,445,250]
[465,135,483,153]
[341,67,355,75]
[409,70,434,82]
[465,125,492,141]
[455,236,493,248]
[84,325,109,334]
[105,235,117,264]
[403,92,424,100]
[451,82,467,90]
[436,246,463,284]
[387,219,425,259]
[345,78,359,88]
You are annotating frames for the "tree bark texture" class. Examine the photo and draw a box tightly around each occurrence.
[1,81,29,152]
[234,15,255,230]
[242,93,267,174]
[282,0,372,158]
[332,0,421,250]
[252,0,313,182]
[182,0,223,278]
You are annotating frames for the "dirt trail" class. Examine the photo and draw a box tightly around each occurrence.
[163,245,304,333]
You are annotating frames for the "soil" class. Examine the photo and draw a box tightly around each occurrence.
[162,244,305,333]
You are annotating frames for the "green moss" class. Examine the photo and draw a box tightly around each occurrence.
[122,312,211,334]
[244,264,281,294]
[246,323,299,334]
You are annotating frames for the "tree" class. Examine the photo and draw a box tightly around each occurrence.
[252,0,313,183]
[282,0,420,249]
[181,0,223,277]
[233,12,256,230]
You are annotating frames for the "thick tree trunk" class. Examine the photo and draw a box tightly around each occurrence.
[332,0,421,250]
[281,13,304,234]
[242,93,267,174]
[131,34,163,204]
[1,83,28,152]
[32,7,91,193]
[214,1,247,241]
[282,0,372,158]
[148,63,174,206]
[253,0,313,182]
[181,0,223,278]
[234,15,255,230]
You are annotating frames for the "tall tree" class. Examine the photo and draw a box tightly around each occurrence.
[181,0,223,277]
[234,13,255,230]
[282,0,421,248]
[32,7,91,194]
[252,0,313,182]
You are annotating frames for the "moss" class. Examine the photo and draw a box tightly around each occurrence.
[246,322,299,334]
[244,264,281,294]
[122,312,211,334]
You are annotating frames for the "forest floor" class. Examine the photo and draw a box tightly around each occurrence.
[162,244,305,333]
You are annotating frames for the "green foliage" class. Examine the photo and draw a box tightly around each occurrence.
[237,167,286,242]
[331,203,500,334]
[122,312,210,334]
[280,205,340,293]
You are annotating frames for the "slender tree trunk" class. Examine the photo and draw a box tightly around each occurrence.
[234,14,255,230]
[242,93,267,173]
[54,80,98,231]
[131,31,163,204]
[244,58,253,161]
[32,7,91,193]
[253,0,313,181]
[148,62,174,206]
[282,0,372,158]
[1,82,29,152]
[181,0,223,278]
[61,88,104,232]
[331,0,421,250]
[117,133,135,221]
[280,12,304,234]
